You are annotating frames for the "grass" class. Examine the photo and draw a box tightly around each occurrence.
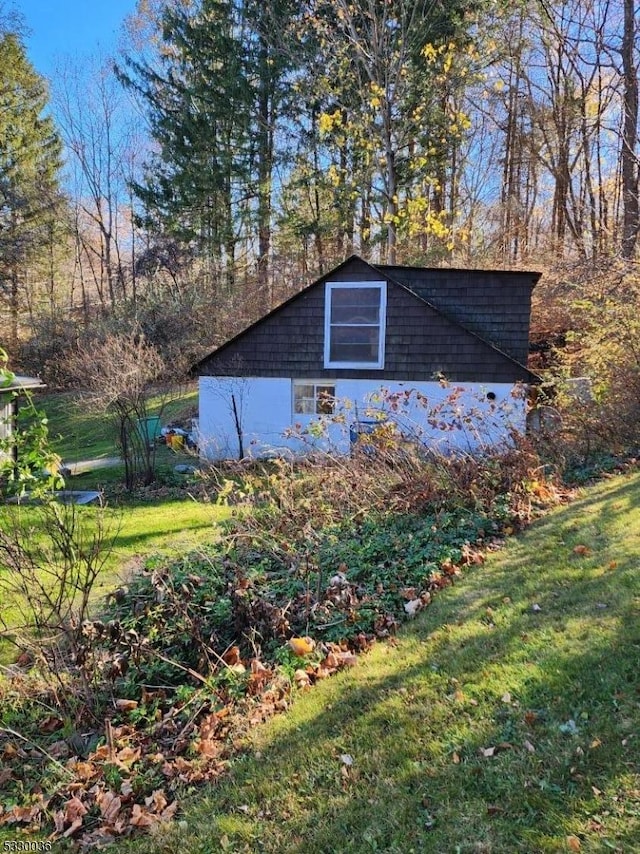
[37,384,198,462]
[0,497,231,666]
[119,470,640,854]
[1,385,229,667]
[28,382,216,591]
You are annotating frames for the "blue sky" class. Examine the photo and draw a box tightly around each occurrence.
[18,0,137,77]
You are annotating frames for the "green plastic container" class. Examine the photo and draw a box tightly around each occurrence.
[137,416,162,445]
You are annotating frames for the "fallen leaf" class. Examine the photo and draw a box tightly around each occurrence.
[130,804,157,828]
[339,754,354,767]
[501,692,512,704]
[90,744,111,761]
[195,738,221,758]
[287,636,315,656]
[145,789,168,813]
[524,710,538,726]
[452,751,461,764]
[114,746,141,767]
[4,804,41,824]
[589,738,602,749]
[70,761,99,782]
[63,817,84,838]
[453,689,465,702]
[97,790,122,823]
[404,598,423,617]
[323,651,340,669]
[481,746,496,758]
[222,646,242,665]
[115,699,139,713]
[39,715,64,733]
[160,801,178,822]
[48,740,70,760]
[573,545,591,556]
[294,669,311,688]
[566,835,581,851]
[523,740,536,753]
[487,804,504,816]
[62,795,88,834]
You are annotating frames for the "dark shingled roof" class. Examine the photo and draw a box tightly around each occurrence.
[194,255,540,384]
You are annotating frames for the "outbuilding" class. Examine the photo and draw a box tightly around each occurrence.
[0,373,45,463]
[193,255,540,460]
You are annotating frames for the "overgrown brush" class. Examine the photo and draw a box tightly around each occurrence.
[530,262,640,480]
[0,426,563,845]
[92,432,559,686]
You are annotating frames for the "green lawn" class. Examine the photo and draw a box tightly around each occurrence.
[0,498,231,666]
[1,385,230,667]
[120,471,640,854]
[37,385,198,462]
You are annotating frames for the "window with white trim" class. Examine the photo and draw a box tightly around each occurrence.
[324,281,386,368]
[293,381,336,415]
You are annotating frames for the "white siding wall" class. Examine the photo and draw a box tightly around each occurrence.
[198,377,526,461]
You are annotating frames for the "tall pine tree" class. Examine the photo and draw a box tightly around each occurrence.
[118,0,298,301]
[0,32,63,353]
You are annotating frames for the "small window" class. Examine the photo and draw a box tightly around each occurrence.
[324,281,386,368]
[293,381,336,416]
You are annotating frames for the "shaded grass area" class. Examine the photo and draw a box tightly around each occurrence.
[121,472,640,854]
[95,498,230,579]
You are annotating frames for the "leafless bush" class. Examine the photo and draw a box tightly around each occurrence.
[65,331,174,489]
[0,498,116,698]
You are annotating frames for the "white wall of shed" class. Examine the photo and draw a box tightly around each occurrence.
[198,377,526,461]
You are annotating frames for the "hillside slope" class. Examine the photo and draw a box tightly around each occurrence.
[124,472,640,854]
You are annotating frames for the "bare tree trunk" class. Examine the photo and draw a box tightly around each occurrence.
[621,0,639,258]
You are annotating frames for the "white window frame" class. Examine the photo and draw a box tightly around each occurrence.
[292,380,336,417]
[324,281,387,369]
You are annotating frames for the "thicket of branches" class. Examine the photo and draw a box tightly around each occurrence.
[0,0,638,457]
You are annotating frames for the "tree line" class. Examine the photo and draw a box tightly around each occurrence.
[0,0,638,380]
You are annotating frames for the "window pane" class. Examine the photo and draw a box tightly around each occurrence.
[330,326,379,363]
[293,383,313,414]
[330,287,380,324]
[293,382,336,415]
[294,384,313,402]
[316,386,335,414]
[295,396,316,414]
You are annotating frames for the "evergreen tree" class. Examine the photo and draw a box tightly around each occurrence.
[0,32,63,353]
[118,0,299,301]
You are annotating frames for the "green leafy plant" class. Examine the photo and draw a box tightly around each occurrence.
[0,347,63,500]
